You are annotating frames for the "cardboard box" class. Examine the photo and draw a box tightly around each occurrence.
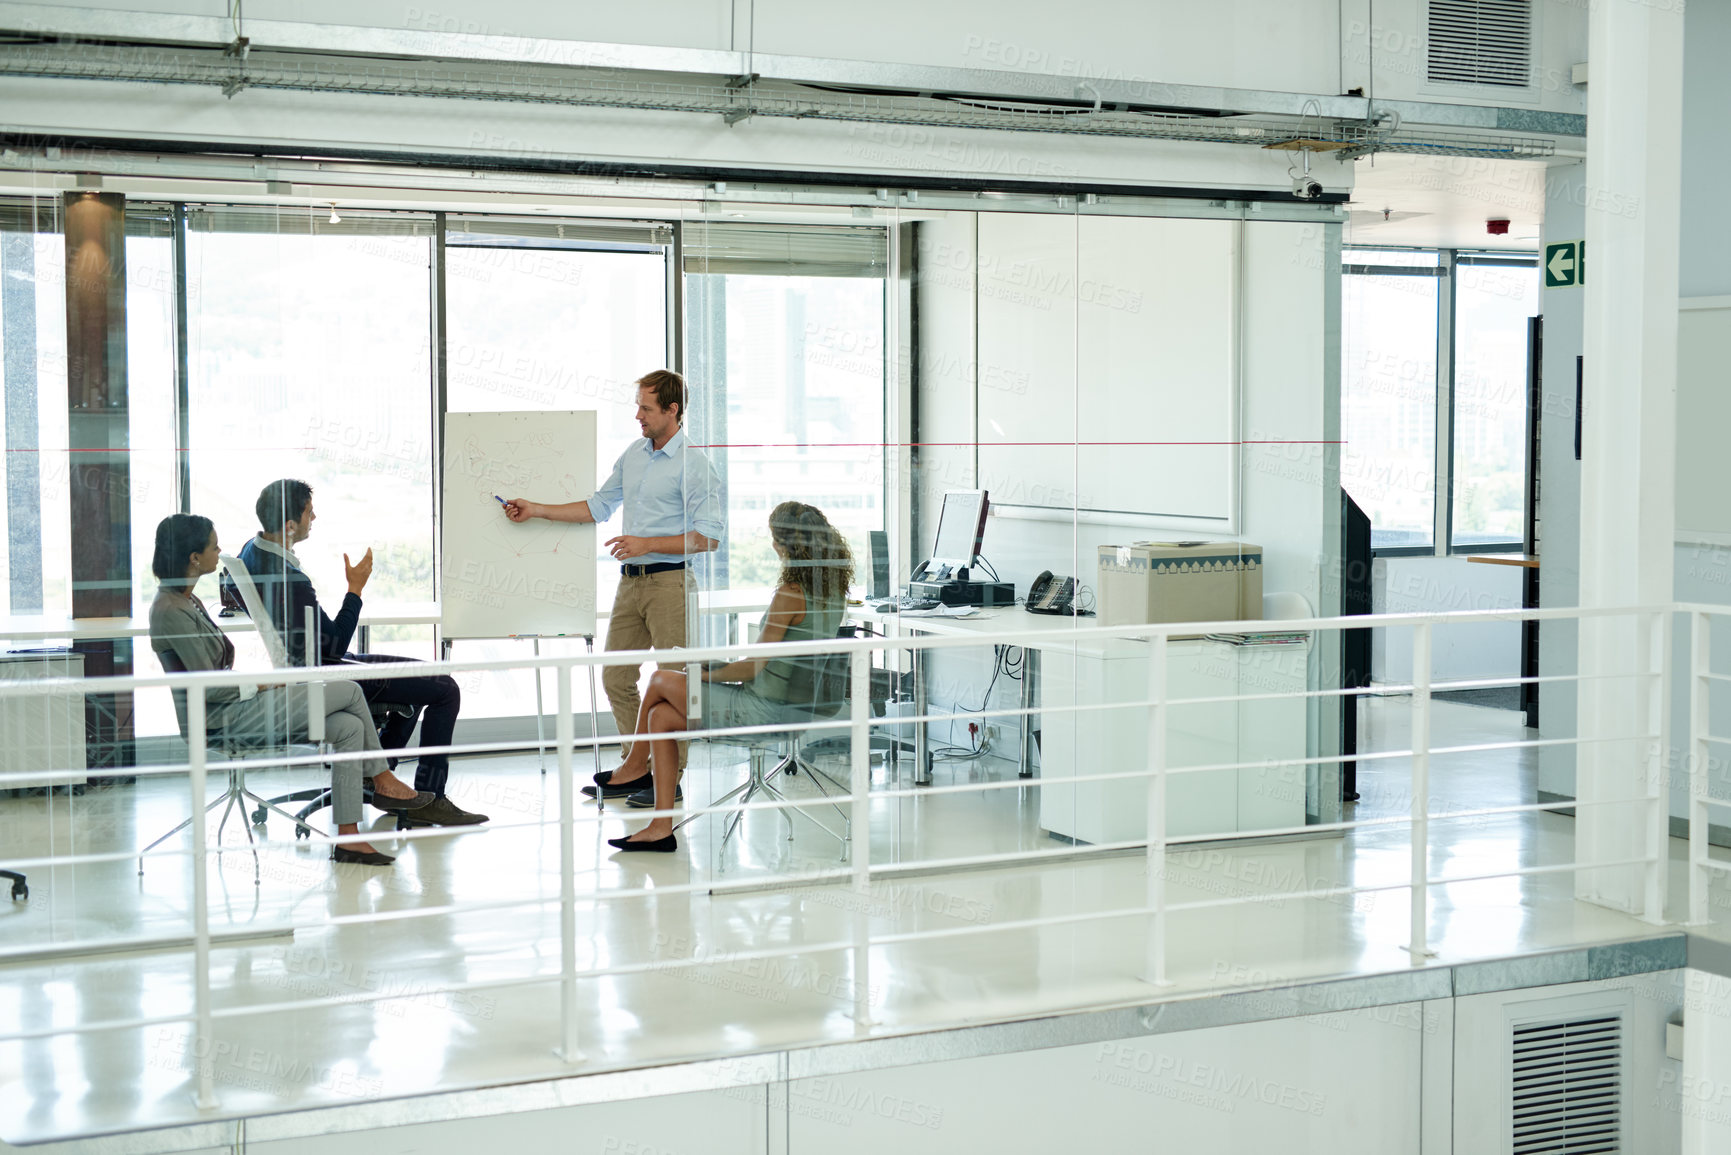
[1096,541,1263,629]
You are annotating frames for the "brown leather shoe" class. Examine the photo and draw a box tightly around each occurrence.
[371,790,435,812]
[398,795,489,828]
[332,846,396,866]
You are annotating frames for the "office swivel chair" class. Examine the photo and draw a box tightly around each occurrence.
[675,638,855,862]
[217,555,414,836]
[143,646,336,884]
[799,622,912,773]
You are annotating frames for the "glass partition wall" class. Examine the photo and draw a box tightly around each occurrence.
[1,184,1342,895]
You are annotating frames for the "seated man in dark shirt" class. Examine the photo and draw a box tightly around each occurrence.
[221,478,485,828]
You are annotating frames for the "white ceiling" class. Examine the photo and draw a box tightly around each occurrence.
[1340,153,1560,252]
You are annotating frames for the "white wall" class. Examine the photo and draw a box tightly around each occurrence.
[1371,556,1525,685]
[1239,220,1339,623]
[159,971,1699,1154]
[910,212,1339,774]
[1682,968,1731,1155]
[1536,160,1585,804]
[196,1004,1429,1155]
[1679,1,1731,301]
[1349,0,1589,116]
[1663,1,1731,832]
[60,0,1596,120]
[61,0,1345,94]
[1542,0,1731,814]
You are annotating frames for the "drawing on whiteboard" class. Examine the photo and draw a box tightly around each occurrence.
[441,411,599,639]
[453,435,584,561]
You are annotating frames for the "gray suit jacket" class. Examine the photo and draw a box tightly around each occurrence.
[149,588,254,733]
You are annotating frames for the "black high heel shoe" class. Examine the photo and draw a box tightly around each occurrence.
[584,775,651,800]
[606,832,677,853]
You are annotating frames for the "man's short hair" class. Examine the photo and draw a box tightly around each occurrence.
[256,479,313,532]
[637,369,687,424]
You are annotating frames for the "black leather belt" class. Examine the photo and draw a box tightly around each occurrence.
[621,561,686,577]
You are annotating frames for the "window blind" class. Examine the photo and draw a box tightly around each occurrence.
[446,214,670,249]
[186,206,436,236]
[682,222,887,278]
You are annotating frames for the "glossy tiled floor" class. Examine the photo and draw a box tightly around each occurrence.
[0,697,1712,1144]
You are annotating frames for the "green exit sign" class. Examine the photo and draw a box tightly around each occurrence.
[1545,240,1586,288]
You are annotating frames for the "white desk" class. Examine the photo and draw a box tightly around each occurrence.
[854,606,1309,842]
[1038,634,1308,843]
[853,606,1075,785]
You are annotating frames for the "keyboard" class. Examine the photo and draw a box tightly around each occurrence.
[872,596,941,613]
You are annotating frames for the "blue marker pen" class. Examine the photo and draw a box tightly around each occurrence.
[494,495,508,505]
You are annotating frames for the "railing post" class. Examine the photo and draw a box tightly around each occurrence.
[1408,622,1436,959]
[1644,610,1671,924]
[1691,610,1711,925]
[303,606,323,743]
[556,664,582,1062]
[848,647,873,1030]
[188,684,217,1110]
[1145,632,1171,986]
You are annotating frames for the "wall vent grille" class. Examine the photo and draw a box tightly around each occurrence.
[1511,1013,1622,1154]
[1427,0,1534,88]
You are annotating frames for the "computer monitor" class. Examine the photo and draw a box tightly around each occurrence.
[868,529,890,599]
[928,490,989,574]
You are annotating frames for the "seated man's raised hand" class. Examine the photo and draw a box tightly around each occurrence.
[344,547,374,596]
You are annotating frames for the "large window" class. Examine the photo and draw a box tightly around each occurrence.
[5,201,893,735]
[1452,258,1540,547]
[444,224,669,616]
[0,212,68,620]
[1341,248,1537,553]
[184,210,436,631]
[1341,251,1440,550]
[443,222,669,719]
[684,224,888,591]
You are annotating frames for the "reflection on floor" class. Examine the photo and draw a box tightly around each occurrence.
[0,696,1714,1143]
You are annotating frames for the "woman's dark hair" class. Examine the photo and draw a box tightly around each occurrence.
[769,502,854,607]
[152,513,215,586]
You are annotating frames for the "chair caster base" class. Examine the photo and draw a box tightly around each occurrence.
[251,807,268,826]
[294,823,312,840]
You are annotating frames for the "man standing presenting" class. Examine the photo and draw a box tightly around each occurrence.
[503,369,723,805]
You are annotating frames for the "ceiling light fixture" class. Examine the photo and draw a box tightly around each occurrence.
[328,204,341,224]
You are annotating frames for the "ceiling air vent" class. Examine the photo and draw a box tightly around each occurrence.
[1511,1013,1622,1154]
[1427,0,1534,88]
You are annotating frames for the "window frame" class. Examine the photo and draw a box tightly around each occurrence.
[1343,245,1539,558]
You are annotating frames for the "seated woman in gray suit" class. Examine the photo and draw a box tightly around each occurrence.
[596,501,853,853]
[147,514,432,866]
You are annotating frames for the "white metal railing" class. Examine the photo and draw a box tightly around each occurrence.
[1684,603,1731,927]
[0,601,1694,1115]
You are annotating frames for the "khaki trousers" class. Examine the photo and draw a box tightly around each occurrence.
[605,568,692,769]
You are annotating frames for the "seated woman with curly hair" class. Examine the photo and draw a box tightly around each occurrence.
[596,501,853,853]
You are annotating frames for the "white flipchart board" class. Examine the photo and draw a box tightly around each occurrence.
[441,411,598,639]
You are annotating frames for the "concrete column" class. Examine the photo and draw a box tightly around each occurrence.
[64,190,134,771]
[1574,1,1684,916]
